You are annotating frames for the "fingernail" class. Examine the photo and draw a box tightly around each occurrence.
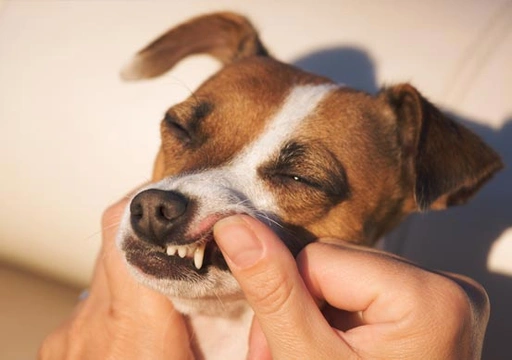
[214,215,264,268]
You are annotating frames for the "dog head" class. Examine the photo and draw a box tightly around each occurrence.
[117,12,503,316]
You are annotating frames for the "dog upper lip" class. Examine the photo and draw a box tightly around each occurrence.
[190,213,231,239]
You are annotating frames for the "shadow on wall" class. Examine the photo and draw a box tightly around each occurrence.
[293,47,512,360]
[293,47,379,94]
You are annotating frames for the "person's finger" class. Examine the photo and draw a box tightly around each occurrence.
[100,183,148,250]
[85,197,131,303]
[247,318,272,360]
[100,197,133,299]
[297,241,468,325]
[99,184,151,293]
[213,215,352,359]
[98,188,157,304]
[296,241,487,358]
[297,241,422,323]
[38,327,68,360]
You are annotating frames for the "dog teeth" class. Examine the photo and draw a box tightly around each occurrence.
[166,246,177,256]
[165,243,207,270]
[194,243,206,270]
[177,246,188,258]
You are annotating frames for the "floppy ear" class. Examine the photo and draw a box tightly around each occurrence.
[120,12,269,80]
[382,84,503,211]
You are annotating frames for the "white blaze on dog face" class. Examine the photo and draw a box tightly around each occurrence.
[229,83,339,209]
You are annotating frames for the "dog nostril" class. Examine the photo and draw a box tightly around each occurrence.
[159,204,175,221]
[130,201,143,218]
[158,198,187,221]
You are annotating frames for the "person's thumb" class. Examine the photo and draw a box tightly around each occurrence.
[213,215,351,359]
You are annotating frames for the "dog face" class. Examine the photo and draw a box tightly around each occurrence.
[117,13,502,315]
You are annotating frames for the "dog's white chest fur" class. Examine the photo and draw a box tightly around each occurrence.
[189,307,253,359]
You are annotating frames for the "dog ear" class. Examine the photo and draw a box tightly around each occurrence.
[120,12,269,80]
[382,84,503,211]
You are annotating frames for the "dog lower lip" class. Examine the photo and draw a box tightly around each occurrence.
[123,234,228,280]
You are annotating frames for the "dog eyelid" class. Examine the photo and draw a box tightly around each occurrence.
[164,113,192,142]
[274,172,320,189]
[281,174,305,183]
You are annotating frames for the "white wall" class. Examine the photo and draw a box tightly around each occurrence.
[1,1,511,357]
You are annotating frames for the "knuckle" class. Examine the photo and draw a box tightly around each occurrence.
[425,274,479,331]
[454,274,490,315]
[67,315,86,342]
[248,268,295,316]
[38,333,57,360]
[38,321,81,360]
[444,274,490,324]
[107,303,125,323]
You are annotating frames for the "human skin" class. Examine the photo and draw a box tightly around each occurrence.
[214,216,490,359]
[39,194,489,359]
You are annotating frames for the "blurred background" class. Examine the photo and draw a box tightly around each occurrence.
[0,0,510,358]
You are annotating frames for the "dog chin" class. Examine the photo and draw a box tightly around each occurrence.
[126,262,246,316]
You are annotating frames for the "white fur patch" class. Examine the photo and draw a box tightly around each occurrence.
[236,83,338,166]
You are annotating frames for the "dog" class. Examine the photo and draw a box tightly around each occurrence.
[116,12,503,359]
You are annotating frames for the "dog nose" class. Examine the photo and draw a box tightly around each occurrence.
[130,189,188,245]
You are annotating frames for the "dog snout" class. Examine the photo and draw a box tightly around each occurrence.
[130,189,188,245]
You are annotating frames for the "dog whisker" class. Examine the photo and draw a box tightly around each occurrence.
[254,210,284,229]
[103,220,122,230]
[80,220,121,243]
[81,230,102,243]
[155,75,197,99]
[211,288,227,313]
[100,238,119,264]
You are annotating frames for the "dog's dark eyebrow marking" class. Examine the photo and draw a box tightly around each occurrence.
[164,101,213,147]
[278,141,306,166]
[189,101,213,129]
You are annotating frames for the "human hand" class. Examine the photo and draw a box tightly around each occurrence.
[213,215,490,360]
[38,192,194,360]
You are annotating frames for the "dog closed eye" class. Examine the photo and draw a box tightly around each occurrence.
[260,141,349,202]
[164,101,213,146]
[164,113,192,143]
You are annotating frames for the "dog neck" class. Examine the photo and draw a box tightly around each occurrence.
[188,303,253,359]
[172,296,249,318]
